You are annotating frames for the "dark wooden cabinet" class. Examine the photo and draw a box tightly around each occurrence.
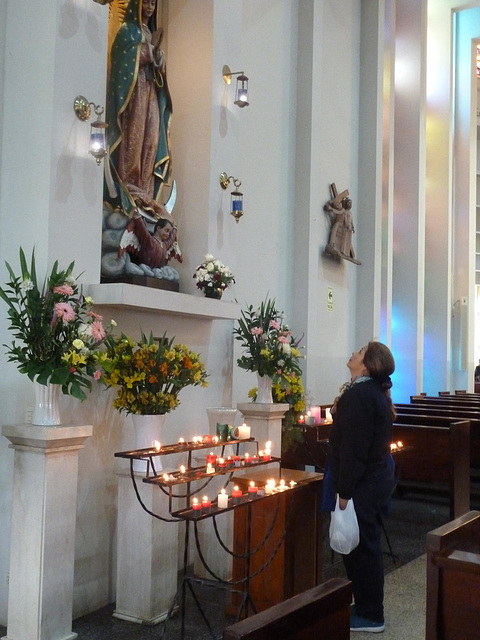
[228,469,324,615]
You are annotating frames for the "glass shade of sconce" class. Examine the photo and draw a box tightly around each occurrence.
[222,65,249,108]
[219,172,244,223]
[73,95,108,165]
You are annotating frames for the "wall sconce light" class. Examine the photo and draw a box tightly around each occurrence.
[73,95,108,165]
[219,172,244,223]
[222,65,249,108]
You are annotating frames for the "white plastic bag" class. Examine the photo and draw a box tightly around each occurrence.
[329,495,360,554]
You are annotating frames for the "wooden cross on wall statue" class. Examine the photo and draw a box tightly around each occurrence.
[323,183,361,265]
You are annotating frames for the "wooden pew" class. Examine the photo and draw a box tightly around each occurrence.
[392,420,470,519]
[410,395,480,409]
[426,510,480,640]
[223,577,352,640]
[395,406,480,468]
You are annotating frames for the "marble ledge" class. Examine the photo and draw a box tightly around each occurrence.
[2,423,93,450]
[85,282,240,321]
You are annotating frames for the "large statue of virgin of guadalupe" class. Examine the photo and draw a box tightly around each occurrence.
[103,0,182,278]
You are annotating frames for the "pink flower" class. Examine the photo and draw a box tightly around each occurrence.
[278,335,289,343]
[269,319,280,330]
[90,320,106,341]
[54,302,76,322]
[251,327,263,336]
[53,284,74,296]
[93,370,102,380]
[87,310,103,320]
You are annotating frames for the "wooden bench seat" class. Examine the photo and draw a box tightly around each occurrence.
[426,510,480,640]
[222,577,352,640]
[392,420,470,518]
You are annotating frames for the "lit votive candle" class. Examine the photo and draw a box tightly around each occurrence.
[277,479,286,491]
[206,463,215,474]
[397,441,403,449]
[237,423,251,439]
[192,498,202,512]
[178,437,186,446]
[162,473,170,482]
[217,457,227,469]
[305,411,315,425]
[206,452,218,465]
[298,415,305,424]
[243,453,251,465]
[289,480,297,489]
[232,455,241,467]
[180,465,186,475]
[217,489,229,509]
[203,435,214,445]
[247,481,258,497]
[251,454,260,464]
[310,406,322,425]
[325,408,333,423]
[154,440,161,452]
[201,496,211,513]
[231,485,243,504]
[226,456,234,469]
[264,479,276,495]
[263,447,271,462]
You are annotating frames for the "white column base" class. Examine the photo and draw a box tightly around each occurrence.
[2,423,92,640]
[114,472,178,625]
[236,403,290,458]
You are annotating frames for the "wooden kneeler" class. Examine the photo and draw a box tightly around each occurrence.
[223,577,352,640]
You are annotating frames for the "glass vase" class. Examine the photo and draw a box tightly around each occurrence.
[131,413,166,473]
[256,373,273,404]
[32,379,62,426]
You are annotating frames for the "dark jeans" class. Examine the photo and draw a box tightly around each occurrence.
[342,461,395,623]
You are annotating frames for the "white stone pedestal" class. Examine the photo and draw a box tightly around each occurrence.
[114,471,178,624]
[1,423,93,640]
[236,402,289,458]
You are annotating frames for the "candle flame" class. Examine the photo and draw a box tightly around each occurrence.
[266,440,271,449]
[178,437,185,444]
[192,498,198,505]
[180,465,186,474]
[249,481,255,488]
[163,473,169,481]
[279,479,285,487]
[220,488,226,495]
[234,485,239,491]
[154,440,161,451]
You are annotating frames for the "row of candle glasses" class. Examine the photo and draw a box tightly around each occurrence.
[390,440,404,451]
[157,442,273,484]
[141,423,253,458]
[191,478,298,513]
[297,406,333,425]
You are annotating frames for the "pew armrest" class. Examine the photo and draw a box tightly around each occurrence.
[223,577,352,640]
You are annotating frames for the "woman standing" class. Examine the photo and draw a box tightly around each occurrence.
[328,341,396,633]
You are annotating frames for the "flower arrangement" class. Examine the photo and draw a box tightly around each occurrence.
[193,254,235,296]
[234,297,305,381]
[248,371,307,453]
[0,248,115,400]
[99,331,209,415]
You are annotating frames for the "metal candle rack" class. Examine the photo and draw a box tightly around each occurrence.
[115,437,298,640]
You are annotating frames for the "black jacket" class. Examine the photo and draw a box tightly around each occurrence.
[328,378,393,500]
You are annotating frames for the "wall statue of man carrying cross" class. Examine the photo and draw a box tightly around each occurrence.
[324,183,361,265]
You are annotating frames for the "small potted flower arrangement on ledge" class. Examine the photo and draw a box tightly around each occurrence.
[193,254,235,299]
